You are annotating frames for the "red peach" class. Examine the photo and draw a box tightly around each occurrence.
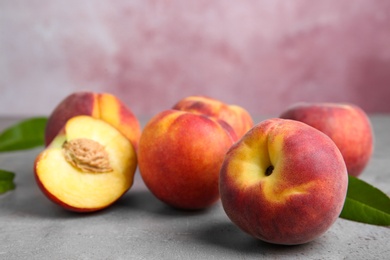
[138,109,236,210]
[280,102,374,177]
[220,118,348,245]
[173,95,254,140]
[45,91,141,151]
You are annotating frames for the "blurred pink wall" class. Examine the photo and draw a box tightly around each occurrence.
[1,0,390,117]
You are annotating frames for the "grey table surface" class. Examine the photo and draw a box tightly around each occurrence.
[0,115,389,260]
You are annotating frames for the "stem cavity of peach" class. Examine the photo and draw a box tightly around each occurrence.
[62,138,113,173]
[265,165,274,176]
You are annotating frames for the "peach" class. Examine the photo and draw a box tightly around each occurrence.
[35,115,137,212]
[173,95,254,140]
[219,118,348,245]
[280,102,374,177]
[45,91,141,151]
[138,109,236,210]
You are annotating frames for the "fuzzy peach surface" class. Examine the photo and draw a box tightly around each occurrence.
[138,109,235,210]
[220,118,348,245]
[45,91,141,151]
[173,95,254,139]
[280,102,374,177]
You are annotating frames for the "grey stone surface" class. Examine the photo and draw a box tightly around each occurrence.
[0,116,389,260]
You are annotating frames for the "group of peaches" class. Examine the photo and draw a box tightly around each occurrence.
[34,91,373,245]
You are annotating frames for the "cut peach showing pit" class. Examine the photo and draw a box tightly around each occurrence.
[35,115,137,212]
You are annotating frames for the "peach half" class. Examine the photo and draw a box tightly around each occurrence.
[35,115,137,212]
[45,91,141,150]
[173,95,254,140]
[220,118,348,245]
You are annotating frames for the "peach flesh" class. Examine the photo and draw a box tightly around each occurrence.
[35,116,137,212]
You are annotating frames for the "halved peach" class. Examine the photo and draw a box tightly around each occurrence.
[35,115,137,212]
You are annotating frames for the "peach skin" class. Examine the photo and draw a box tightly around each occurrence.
[138,109,236,210]
[173,95,254,140]
[45,91,141,151]
[219,118,348,245]
[280,102,374,177]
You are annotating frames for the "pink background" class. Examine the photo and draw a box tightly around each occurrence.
[1,1,390,118]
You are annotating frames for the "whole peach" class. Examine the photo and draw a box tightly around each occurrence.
[173,95,253,140]
[138,109,236,210]
[45,91,141,151]
[220,118,348,245]
[280,102,374,177]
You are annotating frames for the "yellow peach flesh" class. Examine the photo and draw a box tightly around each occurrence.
[36,116,136,209]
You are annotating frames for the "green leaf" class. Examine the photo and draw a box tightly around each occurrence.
[0,117,48,152]
[340,175,390,226]
[0,169,15,194]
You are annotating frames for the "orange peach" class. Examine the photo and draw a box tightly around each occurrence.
[45,91,141,151]
[219,118,348,245]
[280,102,374,177]
[138,109,236,210]
[173,95,253,140]
[35,116,137,212]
